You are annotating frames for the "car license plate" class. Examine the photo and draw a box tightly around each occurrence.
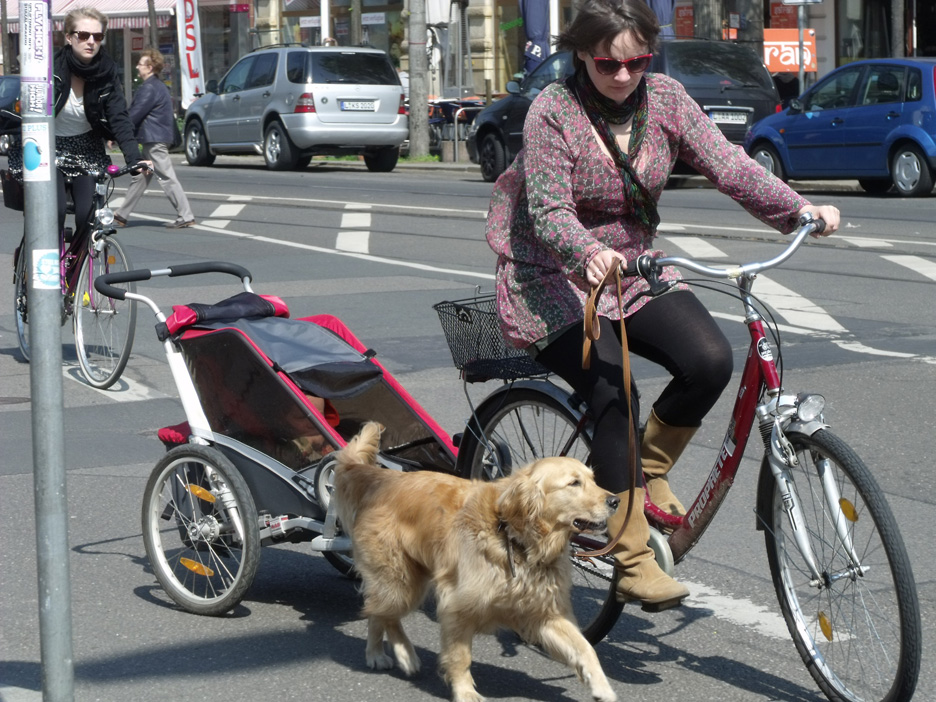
[709,111,748,124]
[341,101,375,111]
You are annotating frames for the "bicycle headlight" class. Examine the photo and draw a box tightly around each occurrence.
[98,207,115,226]
[796,392,825,422]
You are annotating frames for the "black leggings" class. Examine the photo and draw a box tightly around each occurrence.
[535,290,733,493]
[58,171,95,248]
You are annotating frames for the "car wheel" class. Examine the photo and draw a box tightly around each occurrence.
[751,143,786,181]
[295,155,313,170]
[363,147,399,173]
[858,178,891,194]
[479,133,507,183]
[185,120,216,167]
[890,144,934,197]
[264,121,298,170]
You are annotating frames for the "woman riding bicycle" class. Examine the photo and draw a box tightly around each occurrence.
[485,0,841,611]
[7,6,147,272]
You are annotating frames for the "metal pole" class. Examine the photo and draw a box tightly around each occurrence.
[19,1,74,700]
[797,5,804,96]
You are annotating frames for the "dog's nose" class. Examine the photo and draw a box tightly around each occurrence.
[606,495,620,511]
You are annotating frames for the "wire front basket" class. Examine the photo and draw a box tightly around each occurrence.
[433,294,550,383]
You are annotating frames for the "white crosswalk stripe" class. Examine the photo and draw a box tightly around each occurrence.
[336,204,372,253]
[880,254,936,282]
[661,235,728,258]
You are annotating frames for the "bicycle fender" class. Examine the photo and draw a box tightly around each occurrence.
[785,418,830,437]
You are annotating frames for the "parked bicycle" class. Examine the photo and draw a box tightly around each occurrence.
[434,214,922,702]
[12,158,140,389]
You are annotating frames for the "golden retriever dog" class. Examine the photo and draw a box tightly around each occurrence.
[334,422,620,702]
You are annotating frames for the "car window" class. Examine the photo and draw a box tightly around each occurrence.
[287,51,308,84]
[663,42,774,90]
[859,66,906,106]
[906,68,923,102]
[311,52,398,85]
[805,66,863,110]
[246,53,277,90]
[0,77,19,99]
[219,57,254,94]
[523,53,573,97]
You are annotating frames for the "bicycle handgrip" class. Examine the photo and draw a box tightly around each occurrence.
[165,262,253,280]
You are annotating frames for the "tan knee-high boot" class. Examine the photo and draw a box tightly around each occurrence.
[641,409,697,516]
[607,488,689,610]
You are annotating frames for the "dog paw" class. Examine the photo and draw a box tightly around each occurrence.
[394,647,421,676]
[452,690,486,702]
[591,687,617,702]
[366,651,394,671]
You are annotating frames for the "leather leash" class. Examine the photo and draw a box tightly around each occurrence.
[574,264,637,558]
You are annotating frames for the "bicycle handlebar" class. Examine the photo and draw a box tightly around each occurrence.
[629,214,825,283]
[94,261,253,300]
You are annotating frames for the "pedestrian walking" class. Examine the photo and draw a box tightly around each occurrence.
[115,48,195,229]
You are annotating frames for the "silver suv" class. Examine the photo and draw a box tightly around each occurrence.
[183,44,408,172]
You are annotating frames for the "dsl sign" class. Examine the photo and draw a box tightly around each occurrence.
[176,0,206,108]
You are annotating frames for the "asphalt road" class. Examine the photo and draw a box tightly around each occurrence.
[1,157,933,702]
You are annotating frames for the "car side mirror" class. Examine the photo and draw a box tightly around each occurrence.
[206,79,218,94]
[788,98,803,114]
[506,80,520,95]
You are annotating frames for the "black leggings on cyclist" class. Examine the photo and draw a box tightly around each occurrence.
[58,171,96,253]
[535,290,734,494]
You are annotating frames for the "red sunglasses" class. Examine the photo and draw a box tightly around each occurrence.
[591,53,653,75]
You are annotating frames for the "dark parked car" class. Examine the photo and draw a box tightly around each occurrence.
[0,75,21,156]
[467,40,781,182]
[745,58,936,196]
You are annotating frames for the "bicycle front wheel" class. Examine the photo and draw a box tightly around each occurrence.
[73,235,136,388]
[13,245,30,361]
[458,388,622,644]
[142,445,261,616]
[761,429,921,702]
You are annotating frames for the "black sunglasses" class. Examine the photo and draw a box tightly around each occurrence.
[72,31,105,42]
[591,54,652,76]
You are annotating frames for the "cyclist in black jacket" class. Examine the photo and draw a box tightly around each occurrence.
[8,6,147,247]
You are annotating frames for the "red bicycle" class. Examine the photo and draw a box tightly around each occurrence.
[435,214,922,702]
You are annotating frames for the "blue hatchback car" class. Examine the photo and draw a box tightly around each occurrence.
[744,58,936,196]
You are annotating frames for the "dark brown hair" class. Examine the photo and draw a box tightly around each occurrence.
[556,0,660,71]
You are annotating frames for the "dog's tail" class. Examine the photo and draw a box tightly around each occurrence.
[336,421,383,470]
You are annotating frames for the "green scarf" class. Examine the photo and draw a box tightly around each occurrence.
[567,68,659,231]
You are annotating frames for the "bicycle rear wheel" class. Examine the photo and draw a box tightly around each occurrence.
[13,245,30,361]
[142,445,261,616]
[73,235,136,389]
[458,388,622,644]
[760,429,921,702]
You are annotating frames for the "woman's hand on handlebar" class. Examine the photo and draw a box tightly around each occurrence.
[798,204,840,236]
[586,249,628,287]
[134,160,153,174]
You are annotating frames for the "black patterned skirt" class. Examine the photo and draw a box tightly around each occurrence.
[6,131,112,180]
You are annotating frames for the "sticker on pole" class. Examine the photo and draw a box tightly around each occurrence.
[32,249,59,290]
[22,123,52,182]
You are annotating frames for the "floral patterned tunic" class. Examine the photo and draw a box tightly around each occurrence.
[486,72,809,349]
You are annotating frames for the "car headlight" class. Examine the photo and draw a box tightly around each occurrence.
[98,207,115,226]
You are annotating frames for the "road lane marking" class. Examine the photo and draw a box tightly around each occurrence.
[210,203,246,218]
[684,580,790,640]
[837,237,893,248]
[754,275,846,333]
[62,366,170,401]
[662,235,728,258]
[880,255,936,282]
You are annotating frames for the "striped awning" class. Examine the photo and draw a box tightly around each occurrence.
[3,0,176,33]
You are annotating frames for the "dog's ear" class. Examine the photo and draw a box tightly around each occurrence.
[497,465,545,534]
